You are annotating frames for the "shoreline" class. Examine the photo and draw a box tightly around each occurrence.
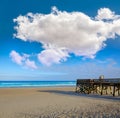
[0,81,76,88]
[0,85,76,89]
[0,87,120,118]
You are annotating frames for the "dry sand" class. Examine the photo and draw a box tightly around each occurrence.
[0,87,120,118]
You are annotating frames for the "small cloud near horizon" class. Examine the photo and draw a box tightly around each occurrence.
[10,50,37,70]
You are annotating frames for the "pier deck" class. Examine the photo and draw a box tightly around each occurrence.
[75,79,120,96]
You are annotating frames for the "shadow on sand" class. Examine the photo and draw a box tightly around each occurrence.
[37,89,120,101]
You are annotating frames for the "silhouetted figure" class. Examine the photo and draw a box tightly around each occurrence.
[99,75,104,82]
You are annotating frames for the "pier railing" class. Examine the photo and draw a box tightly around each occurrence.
[75,78,120,96]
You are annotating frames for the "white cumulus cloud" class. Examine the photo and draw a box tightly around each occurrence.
[96,8,116,20]
[10,50,37,69]
[13,7,120,66]
[38,47,69,66]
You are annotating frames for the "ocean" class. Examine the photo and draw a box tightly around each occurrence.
[0,81,76,88]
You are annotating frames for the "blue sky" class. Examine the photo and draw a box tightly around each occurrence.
[0,0,120,81]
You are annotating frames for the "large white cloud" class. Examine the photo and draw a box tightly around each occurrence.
[13,7,120,65]
[10,50,37,69]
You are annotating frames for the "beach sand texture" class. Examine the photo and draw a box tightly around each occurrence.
[0,87,120,118]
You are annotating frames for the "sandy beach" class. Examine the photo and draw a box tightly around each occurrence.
[0,87,120,118]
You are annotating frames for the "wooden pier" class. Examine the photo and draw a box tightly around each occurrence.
[75,78,120,96]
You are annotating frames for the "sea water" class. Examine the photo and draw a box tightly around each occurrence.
[0,81,76,88]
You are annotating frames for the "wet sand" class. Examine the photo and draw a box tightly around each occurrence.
[0,87,120,118]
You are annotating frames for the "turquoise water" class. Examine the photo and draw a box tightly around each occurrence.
[0,81,76,88]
